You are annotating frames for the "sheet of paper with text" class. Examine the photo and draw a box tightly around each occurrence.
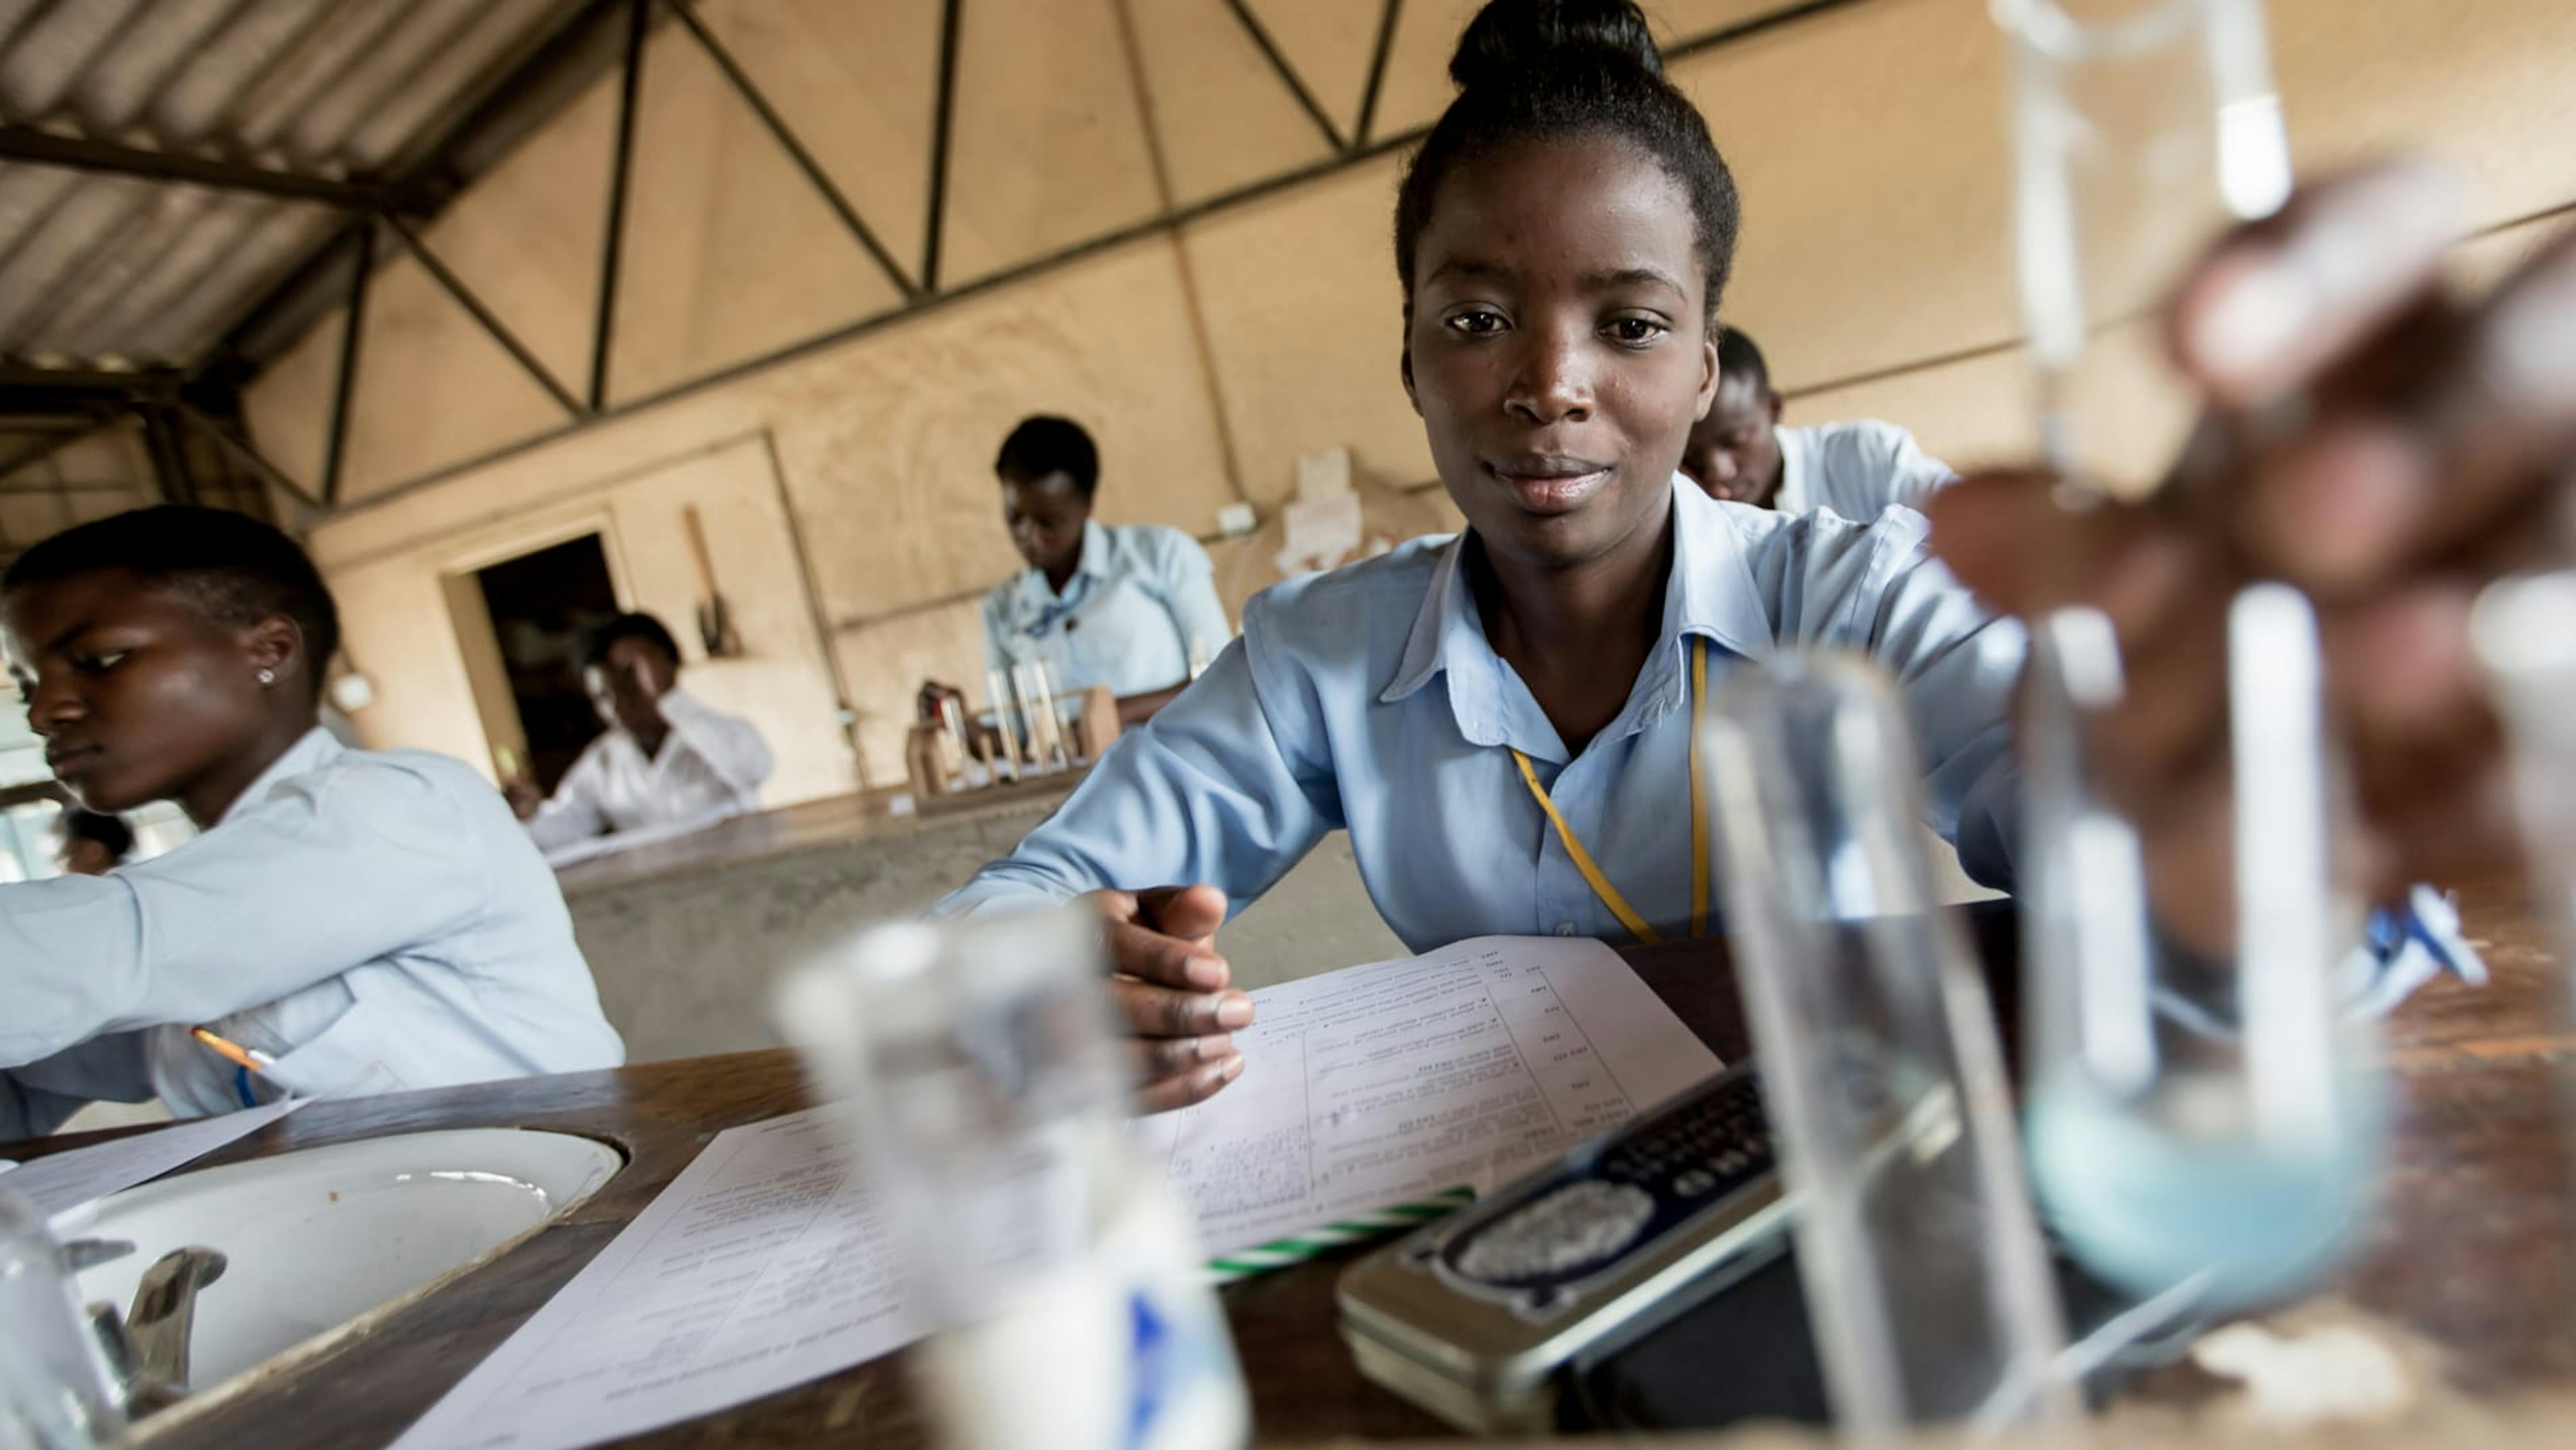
[1139,935,1723,1255]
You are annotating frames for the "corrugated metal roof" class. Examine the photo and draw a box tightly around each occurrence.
[0,0,587,376]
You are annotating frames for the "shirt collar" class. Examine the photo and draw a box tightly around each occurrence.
[1380,476,1778,739]
[216,725,344,829]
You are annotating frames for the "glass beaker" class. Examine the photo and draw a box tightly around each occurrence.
[1703,653,2078,1438]
[2018,587,2385,1313]
[1996,0,2291,494]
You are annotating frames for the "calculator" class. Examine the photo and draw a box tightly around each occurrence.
[1335,1062,1789,1435]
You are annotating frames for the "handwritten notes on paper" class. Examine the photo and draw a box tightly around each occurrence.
[1138,935,1722,1255]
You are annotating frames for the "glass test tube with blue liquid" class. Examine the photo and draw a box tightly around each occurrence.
[1999,0,2384,1314]
[2019,593,2385,1313]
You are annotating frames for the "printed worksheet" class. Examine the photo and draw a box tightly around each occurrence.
[1138,935,1723,1255]
[390,1106,923,1450]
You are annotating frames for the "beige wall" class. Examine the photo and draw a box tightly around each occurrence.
[254,0,2576,789]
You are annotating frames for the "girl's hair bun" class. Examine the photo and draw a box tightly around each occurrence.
[1449,0,1665,93]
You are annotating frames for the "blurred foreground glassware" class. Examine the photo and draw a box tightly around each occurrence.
[773,908,1248,1450]
[1997,0,2291,493]
[2019,587,2384,1314]
[1704,654,2077,1439]
[2469,569,2576,1326]
[0,1189,124,1450]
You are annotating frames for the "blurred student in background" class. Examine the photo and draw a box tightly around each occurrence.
[1679,326,1956,520]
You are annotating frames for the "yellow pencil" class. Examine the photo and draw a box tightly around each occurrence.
[189,1026,277,1076]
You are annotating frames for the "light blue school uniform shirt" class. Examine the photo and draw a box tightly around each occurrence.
[1774,419,1960,522]
[0,728,625,1139]
[939,478,2025,949]
[982,520,1235,698]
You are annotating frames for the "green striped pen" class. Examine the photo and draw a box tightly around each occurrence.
[1204,1186,1477,1283]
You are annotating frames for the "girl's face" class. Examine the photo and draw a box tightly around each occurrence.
[3,568,293,814]
[1403,133,1718,576]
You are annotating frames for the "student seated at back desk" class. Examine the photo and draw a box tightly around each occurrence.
[507,612,773,854]
[938,0,2489,1115]
[981,415,1234,729]
[0,507,623,1140]
[54,808,132,877]
[1680,326,1957,519]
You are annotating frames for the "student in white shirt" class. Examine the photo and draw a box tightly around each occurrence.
[0,507,623,1139]
[508,612,774,852]
[979,415,1234,728]
[1679,326,1957,519]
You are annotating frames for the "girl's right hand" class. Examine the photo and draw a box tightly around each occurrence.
[1087,885,1254,1112]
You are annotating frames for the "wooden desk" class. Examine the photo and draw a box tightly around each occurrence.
[7,893,2568,1447]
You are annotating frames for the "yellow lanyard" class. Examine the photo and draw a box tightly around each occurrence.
[1509,637,1711,945]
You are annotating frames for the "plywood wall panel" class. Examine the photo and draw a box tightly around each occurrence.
[338,248,574,503]
[760,238,1236,622]
[1239,0,1381,141]
[1669,0,2015,395]
[243,299,342,494]
[1123,0,1337,206]
[607,26,905,405]
[1181,154,1435,507]
[694,0,944,281]
[938,0,1164,285]
[2272,0,2576,225]
[415,69,617,400]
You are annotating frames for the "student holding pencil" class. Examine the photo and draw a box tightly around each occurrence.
[0,507,623,1138]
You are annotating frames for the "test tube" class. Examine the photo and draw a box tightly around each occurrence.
[1014,663,1068,775]
[1702,653,2078,1437]
[1997,0,2291,495]
[2019,588,2383,1314]
[935,693,971,788]
[984,669,1025,782]
[0,1189,126,1450]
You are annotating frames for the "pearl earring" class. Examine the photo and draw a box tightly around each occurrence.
[258,669,276,686]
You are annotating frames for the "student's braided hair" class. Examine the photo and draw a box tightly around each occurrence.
[1393,0,1742,321]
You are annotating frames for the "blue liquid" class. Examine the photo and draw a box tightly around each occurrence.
[2024,1074,2384,1312]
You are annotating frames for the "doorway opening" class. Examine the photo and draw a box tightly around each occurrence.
[460,534,621,794]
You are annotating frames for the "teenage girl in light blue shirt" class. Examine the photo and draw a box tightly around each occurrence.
[948,0,2523,1113]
